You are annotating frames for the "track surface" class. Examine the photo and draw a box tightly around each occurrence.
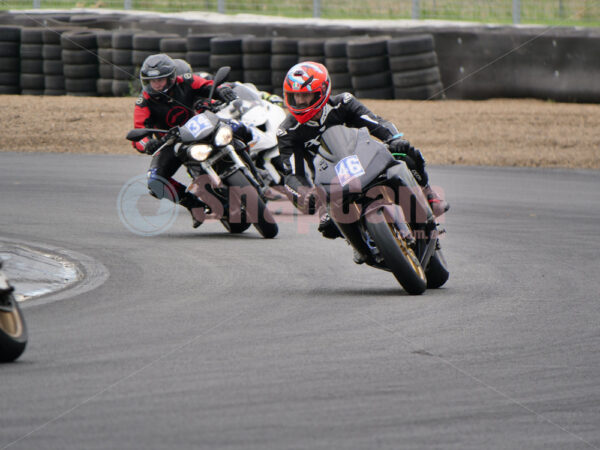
[1,152,599,450]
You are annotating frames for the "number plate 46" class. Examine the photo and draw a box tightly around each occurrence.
[335,155,365,186]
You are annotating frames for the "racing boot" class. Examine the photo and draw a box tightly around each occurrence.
[179,192,209,228]
[318,213,343,239]
[422,185,449,217]
[352,248,366,265]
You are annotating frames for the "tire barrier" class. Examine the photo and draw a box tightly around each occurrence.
[209,36,246,83]
[96,30,114,96]
[111,30,136,96]
[0,11,597,103]
[186,33,218,74]
[242,37,273,92]
[298,38,326,65]
[387,35,445,100]
[0,25,21,94]
[325,38,353,96]
[347,37,393,99]
[60,29,99,97]
[43,27,77,96]
[20,27,45,96]
[271,37,298,97]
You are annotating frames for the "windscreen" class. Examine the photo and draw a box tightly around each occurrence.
[320,126,365,160]
[233,83,261,104]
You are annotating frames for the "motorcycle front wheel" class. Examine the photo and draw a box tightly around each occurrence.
[220,213,252,234]
[225,171,279,239]
[426,245,449,289]
[0,291,28,362]
[365,208,427,295]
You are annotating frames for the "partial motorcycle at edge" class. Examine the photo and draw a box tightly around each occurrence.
[0,261,27,362]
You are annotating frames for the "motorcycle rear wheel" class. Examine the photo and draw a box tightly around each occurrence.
[225,171,278,239]
[365,209,427,295]
[0,292,28,362]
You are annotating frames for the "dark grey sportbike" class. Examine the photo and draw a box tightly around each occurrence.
[313,125,449,295]
[0,262,27,362]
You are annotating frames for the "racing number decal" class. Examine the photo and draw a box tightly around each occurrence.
[335,155,365,186]
[185,115,211,138]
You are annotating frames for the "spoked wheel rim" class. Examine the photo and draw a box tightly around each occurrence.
[387,221,427,284]
[0,306,24,339]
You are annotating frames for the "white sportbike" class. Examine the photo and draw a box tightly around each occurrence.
[217,82,287,192]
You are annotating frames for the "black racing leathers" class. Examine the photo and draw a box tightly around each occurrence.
[276,93,432,210]
[277,93,398,180]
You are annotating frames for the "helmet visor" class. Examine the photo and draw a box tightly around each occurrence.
[285,90,322,112]
[141,74,175,96]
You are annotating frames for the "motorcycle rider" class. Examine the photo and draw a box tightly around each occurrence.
[132,53,238,228]
[277,61,449,262]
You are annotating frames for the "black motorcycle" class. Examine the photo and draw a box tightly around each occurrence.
[126,67,278,239]
[0,261,27,362]
[313,125,449,295]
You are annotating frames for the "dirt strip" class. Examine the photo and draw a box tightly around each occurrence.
[2,95,598,169]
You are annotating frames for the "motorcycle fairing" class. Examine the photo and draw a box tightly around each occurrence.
[179,111,219,144]
[314,126,394,195]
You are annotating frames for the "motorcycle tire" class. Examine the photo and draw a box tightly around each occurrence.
[225,171,278,239]
[0,291,28,362]
[220,218,251,234]
[426,247,450,289]
[365,208,427,295]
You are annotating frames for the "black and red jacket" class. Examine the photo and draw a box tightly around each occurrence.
[132,73,214,153]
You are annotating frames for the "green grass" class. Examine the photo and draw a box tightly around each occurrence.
[1,0,599,27]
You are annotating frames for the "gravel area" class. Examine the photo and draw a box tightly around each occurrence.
[2,95,598,169]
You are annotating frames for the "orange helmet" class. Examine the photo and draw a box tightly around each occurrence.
[283,62,331,123]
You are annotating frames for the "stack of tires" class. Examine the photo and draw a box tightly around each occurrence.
[160,36,187,61]
[111,30,136,97]
[0,25,21,94]
[43,27,73,96]
[347,37,392,99]
[324,39,352,96]
[210,36,245,83]
[20,28,45,95]
[61,29,98,96]
[96,30,114,96]
[186,34,215,74]
[242,37,272,92]
[270,38,298,96]
[298,38,326,64]
[388,34,445,100]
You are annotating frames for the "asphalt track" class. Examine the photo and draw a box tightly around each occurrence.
[1,151,599,450]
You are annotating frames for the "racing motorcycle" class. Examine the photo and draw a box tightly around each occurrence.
[126,67,278,239]
[313,125,449,295]
[217,82,287,191]
[0,261,27,362]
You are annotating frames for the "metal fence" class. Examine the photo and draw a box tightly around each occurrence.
[4,0,600,25]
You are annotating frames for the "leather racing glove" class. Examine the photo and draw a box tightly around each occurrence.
[144,139,161,155]
[216,85,237,103]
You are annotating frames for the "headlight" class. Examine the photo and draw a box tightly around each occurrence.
[188,144,213,161]
[214,125,233,147]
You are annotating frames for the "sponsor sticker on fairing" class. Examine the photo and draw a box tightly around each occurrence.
[335,155,365,186]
